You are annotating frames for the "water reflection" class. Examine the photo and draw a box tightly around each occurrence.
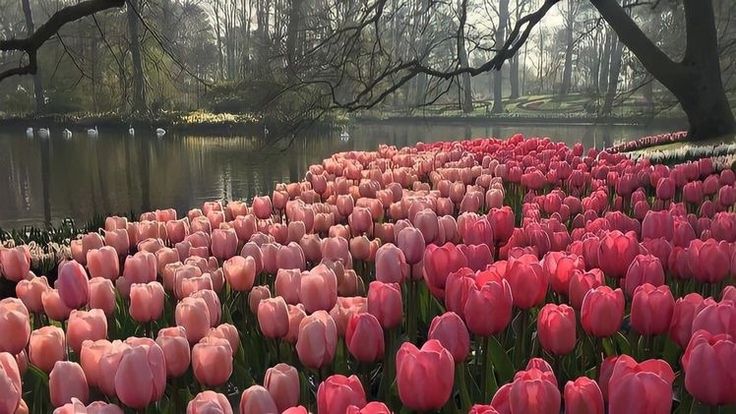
[0,121,676,228]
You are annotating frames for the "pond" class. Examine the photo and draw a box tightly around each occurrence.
[0,120,681,228]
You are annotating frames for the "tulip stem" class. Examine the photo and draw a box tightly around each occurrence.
[407,280,418,343]
[455,363,472,412]
[482,335,498,401]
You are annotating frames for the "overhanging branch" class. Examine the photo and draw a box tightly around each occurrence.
[0,0,125,82]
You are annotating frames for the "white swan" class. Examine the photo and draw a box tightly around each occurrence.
[26,127,34,138]
[62,129,73,139]
[87,126,99,138]
[155,128,166,138]
[38,128,50,139]
[129,126,135,137]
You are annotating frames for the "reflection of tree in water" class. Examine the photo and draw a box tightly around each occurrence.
[39,137,51,228]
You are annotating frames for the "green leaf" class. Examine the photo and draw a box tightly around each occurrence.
[488,336,514,384]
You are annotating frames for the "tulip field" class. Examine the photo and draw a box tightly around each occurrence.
[2,131,736,414]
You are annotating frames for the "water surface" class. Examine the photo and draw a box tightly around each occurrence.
[0,121,678,228]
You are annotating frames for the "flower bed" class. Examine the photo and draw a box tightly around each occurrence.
[1,133,736,413]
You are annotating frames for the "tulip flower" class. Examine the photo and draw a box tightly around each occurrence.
[681,329,736,405]
[57,260,89,309]
[505,254,547,309]
[300,264,338,314]
[264,363,300,413]
[240,385,278,414]
[317,374,367,414]
[630,284,675,336]
[175,297,212,344]
[0,352,22,414]
[114,342,167,409]
[597,231,639,279]
[296,310,337,369]
[624,254,665,297]
[49,361,89,407]
[129,282,165,323]
[187,391,233,414]
[66,309,107,354]
[258,297,290,339]
[345,313,384,363]
[464,279,513,336]
[374,243,408,283]
[29,326,66,373]
[0,246,30,282]
[192,337,233,387]
[423,243,468,299]
[395,339,454,411]
[79,339,112,389]
[155,327,190,378]
[607,356,674,414]
[537,303,576,355]
[428,312,470,362]
[0,299,30,355]
[581,287,625,337]
[564,376,604,414]
[367,281,403,329]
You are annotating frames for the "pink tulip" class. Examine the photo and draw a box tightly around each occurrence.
[0,246,31,282]
[192,337,233,387]
[0,352,22,414]
[212,228,238,260]
[175,297,212,344]
[86,247,119,280]
[49,361,89,407]
[317,374,367,414]
[129,282,165,323]
[79,339,112,389]
[57,261,89,309]
[374,243,408,283]
[264,364,300,412]
[345,313,384,363]
[87,278,116,317]
[249,286,271,314]
[367,281,403,329]
[0,299,30,355]
[300,264,338,314]
[428,312,470,362]
[29,326,66,373]
[296,310,337,369]
[239,385,278,414]
[423,243,468,299]
[114,342,166,409]
[15,276,49,314]
[155,327,190,378]
[187,391,233,414]
[258,297,290,339]
[66,309,107,354]
[275,268,301,305]
[395,340,454,411]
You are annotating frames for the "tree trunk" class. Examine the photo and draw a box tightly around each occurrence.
[457,0,473,113]
[509,55,520,99]
[492,0,509,113]
[21,0,44,113]
[598,30,612,95]
[127,0,146,112]
[592,0,735,139]
[600,35,622,116]
[286,0,302,73]
[560,6,575,96]
[213,0,224,80]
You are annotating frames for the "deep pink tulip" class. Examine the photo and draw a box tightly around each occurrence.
[630,284,674,336]
[395,340,454,411]
[509,368,560,414]
[537,303,576,355]
[428,312,470,362]
[345,313,384,363]
[543,252,585,295]
[624,254,665,297]
[423,243,468,299]
[691,300,736,337]
[317,374,367,414]
[504,254,547,309]
[367,281,403,329]
[580,287,625,337]
[597,231,639,279]
[681,329,736,405]
[607,356,674,414]
[464,279,513,336]
[564,377,604,414]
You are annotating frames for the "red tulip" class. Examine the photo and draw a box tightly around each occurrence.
[395,340,454,411]
[681,329,736,405]
[624,254,665,297]
[630,284,674,336]
[345,313,384,363]
[597,231,639,279]
[504,254,547,309]
[581,287,625,337]
[564,376,604,414]
[537,303,576,355]
[317,374,367,414]
[509,368,561,414]
[192,337,233,387]
[464,279,513,336]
